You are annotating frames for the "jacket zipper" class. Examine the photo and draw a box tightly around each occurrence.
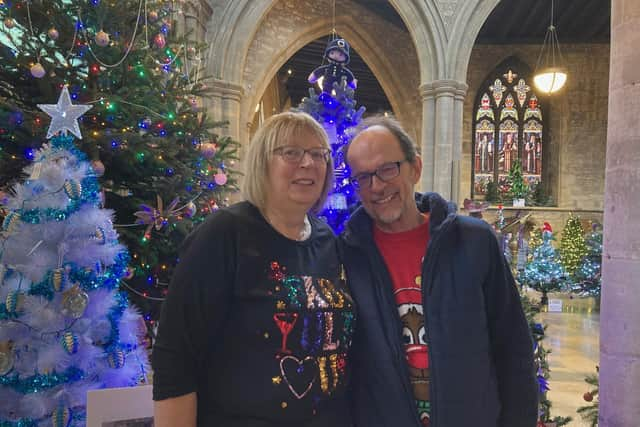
[368,242,423,426]
[421,217,454,427]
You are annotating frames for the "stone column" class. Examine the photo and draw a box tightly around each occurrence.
[451,83,468,205]
[419,80,467,200]
[207,79,243,141]
[420,84,437,193]
[600,0,640,425]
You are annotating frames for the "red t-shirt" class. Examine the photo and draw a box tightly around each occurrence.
[373,215,431,426]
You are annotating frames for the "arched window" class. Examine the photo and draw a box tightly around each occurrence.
[472,63,544,198]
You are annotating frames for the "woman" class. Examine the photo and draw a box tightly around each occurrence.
[152,112,355,426]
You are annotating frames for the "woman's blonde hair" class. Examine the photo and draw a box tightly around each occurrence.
[242,111,334,213]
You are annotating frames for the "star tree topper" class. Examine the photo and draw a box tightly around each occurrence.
[37,86,92,139]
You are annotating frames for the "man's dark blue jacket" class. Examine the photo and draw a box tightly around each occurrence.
[340,192,538,427]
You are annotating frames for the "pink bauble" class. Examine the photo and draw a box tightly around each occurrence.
[189,96,199,111]
[91,160,105,177]
[153,33,166,49]
[199,143,217,159]
[214,172,228,186]
[30,63,46,78]
[48,27,59,40]
[95,30,110,47]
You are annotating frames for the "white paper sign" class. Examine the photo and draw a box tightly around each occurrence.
[548,299,563,312]
[86,385,153,427]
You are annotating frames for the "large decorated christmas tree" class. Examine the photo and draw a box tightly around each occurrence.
[0,89,147,424]
[298,36,365,232]
[0,1,239,326]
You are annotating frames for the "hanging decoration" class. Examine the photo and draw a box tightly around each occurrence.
[37,86,93,139]
[30,63,46,78]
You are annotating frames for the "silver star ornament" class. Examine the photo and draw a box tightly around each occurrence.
[37,86,92,140]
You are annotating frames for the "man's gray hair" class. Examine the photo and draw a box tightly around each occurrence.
[345,115,418,164]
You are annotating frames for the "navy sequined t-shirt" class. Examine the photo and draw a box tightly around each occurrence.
[152,202,355,426]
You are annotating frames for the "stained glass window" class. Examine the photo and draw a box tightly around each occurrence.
[472,66,544,197]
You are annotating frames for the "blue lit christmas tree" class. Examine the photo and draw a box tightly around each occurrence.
[570,223,602,299]
[0,90,147,426]
[518,222,568,306]
[298,37,365,232]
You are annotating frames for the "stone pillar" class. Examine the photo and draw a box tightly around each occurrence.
[207,79,243,141]
[600,0,640,425]
[419,80,467,200]
[420,84,436,193]
[451,83,468,205]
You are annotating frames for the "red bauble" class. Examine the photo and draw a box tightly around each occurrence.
[583,392,593,402]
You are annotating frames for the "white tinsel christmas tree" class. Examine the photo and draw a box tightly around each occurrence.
[0,89,147,426]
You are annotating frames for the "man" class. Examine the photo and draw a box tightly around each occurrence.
[340,116,537,427]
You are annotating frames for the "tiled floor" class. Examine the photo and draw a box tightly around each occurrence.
[538,298,600,426]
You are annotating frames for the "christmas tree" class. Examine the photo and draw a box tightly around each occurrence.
[0,116,147,425]
[506,160,528,201]
[528,227,543,256]
[297,37,365,232]
[570,223,602,299]
[520,295,572,426]
[518,223,568,306]
[577,367,599,427]
[0,1,239,326]
[559,214,588,275]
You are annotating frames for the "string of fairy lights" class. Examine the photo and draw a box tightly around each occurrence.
[0,0,233,312]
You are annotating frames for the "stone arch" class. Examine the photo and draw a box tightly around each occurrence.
[448,0,501,81]
[210,0,442,84]
[223,0,427,146]
[240,15,420,144]
[387,0,445,82]
[208,1,275,81]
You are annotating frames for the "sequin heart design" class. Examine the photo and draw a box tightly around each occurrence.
[279,355,317,399]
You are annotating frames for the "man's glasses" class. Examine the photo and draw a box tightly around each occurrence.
[350,160,407,190]
[273,146,331,164]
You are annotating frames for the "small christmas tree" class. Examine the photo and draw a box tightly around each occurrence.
[559,214,588,275]
[519,222,568,306]
[0,91,147,425]
[577,366,599,427]
[529,182,551,206]
[570,223,602,299]
[506,160,528,201]
[484,180,500,203]
[298,36,365,233]
[528,227,543,257]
